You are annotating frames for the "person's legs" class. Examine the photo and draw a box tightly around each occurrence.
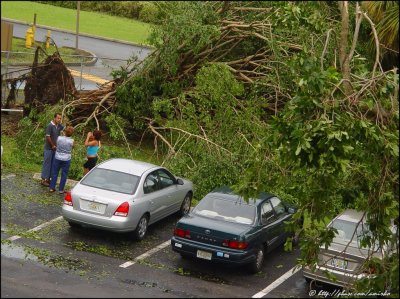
[49,158,61,191]
[41,150,54,185]
[59,160,71,192]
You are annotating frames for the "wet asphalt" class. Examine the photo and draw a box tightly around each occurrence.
[1,172,317,298]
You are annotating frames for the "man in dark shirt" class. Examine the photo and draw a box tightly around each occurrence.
[40,113,64,186]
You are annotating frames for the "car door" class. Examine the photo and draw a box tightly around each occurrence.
[156,169,183,215]
[269,196,292,244]
[259,200,281,248]
[143,171,166,222]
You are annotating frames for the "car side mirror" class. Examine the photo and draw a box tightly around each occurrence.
[177,178,184,185]
[287,207,296,214]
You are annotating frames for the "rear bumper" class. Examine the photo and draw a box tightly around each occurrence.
[303,265,369,288]
[171,236,256,266]
[62,205,136,232]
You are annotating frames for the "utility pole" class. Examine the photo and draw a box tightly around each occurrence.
[75,1,80,50]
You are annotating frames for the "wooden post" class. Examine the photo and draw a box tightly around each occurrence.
[33,13,37,35]
[75,1,80,50]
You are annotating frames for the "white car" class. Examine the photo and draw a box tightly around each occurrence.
[62,158,193,240]
[303,209,398,288]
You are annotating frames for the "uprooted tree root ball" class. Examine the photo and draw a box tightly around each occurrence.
[23,47,77,116]
[2,46,120,128]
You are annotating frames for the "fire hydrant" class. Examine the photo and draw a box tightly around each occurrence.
[25,27,34,48]
[45,30,51,49]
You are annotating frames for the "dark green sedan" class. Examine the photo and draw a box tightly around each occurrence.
[171,187,296,273]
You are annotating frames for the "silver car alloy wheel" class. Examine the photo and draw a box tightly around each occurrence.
[138,217,148,238]
[182,195,191,214]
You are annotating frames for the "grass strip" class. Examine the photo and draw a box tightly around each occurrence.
[1,1,152,45]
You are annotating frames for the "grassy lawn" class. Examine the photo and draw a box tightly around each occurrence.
[1,37,93,64]
[1,1,153,45]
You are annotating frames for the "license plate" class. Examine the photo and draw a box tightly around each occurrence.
[331,258,348,269]
[81,199,106,214]
[196,250,212,260]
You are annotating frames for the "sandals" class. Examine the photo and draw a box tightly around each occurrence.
[41,179,50,187]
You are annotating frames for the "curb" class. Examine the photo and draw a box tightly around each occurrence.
[62,46,98,66]
[1,18,155,51]
[33,172,79,188]
[1,49,98,67]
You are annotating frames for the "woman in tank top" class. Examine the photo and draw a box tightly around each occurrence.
[83,129,102,175]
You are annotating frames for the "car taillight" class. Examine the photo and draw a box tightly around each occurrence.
[363,265,377,275]
[222,240,249,249]
[114,201,129,217]
[64,191,73,206]
[174,227,191,239]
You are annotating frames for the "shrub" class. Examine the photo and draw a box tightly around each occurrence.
[138,2,159,24]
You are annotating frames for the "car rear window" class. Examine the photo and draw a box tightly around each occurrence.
[330,219,376,248]
[193,195,256,225]
[81,168,140,194]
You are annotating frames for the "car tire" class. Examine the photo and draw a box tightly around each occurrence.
[179,193,192,216]
[292,231,300,246]
[133,214,149,241]
[180,253,192,260]
[248,246,265,274]
[68,221,81,228]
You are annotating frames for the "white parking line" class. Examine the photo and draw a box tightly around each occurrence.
[119,239,171,268]
[252,266,301,298]
[6,216,63,242]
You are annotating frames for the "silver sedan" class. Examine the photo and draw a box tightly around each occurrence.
[62,158,193,240]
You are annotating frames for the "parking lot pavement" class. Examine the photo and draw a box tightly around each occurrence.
[264,270,311,298]
[2,172,308,297]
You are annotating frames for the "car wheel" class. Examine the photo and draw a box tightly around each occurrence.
[133,214,149,241]
[292,231,300,246]
[180,253,191,260]
[248,246,264,273]
[68,221,81,228]
[179,193,192,216]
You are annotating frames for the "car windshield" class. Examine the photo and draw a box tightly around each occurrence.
[193,195,256,225]
[81,168,139,194]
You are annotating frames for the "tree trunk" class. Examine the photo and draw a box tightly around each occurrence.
[338,1,352,95]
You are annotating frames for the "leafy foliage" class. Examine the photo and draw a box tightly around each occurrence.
[13,1,398,293]
[112,1,400,293]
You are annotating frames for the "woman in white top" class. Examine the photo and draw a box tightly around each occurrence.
[49,126,74,193]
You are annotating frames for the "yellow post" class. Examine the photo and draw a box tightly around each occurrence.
[25,27,33,48]
[45,30,51,49]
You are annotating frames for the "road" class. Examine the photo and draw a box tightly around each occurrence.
[1,172,322,298]
[1,19,153,90]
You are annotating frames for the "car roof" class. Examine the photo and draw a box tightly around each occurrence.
[335,209,366,223]
[96,158,158,176]
[209,186,275,205]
